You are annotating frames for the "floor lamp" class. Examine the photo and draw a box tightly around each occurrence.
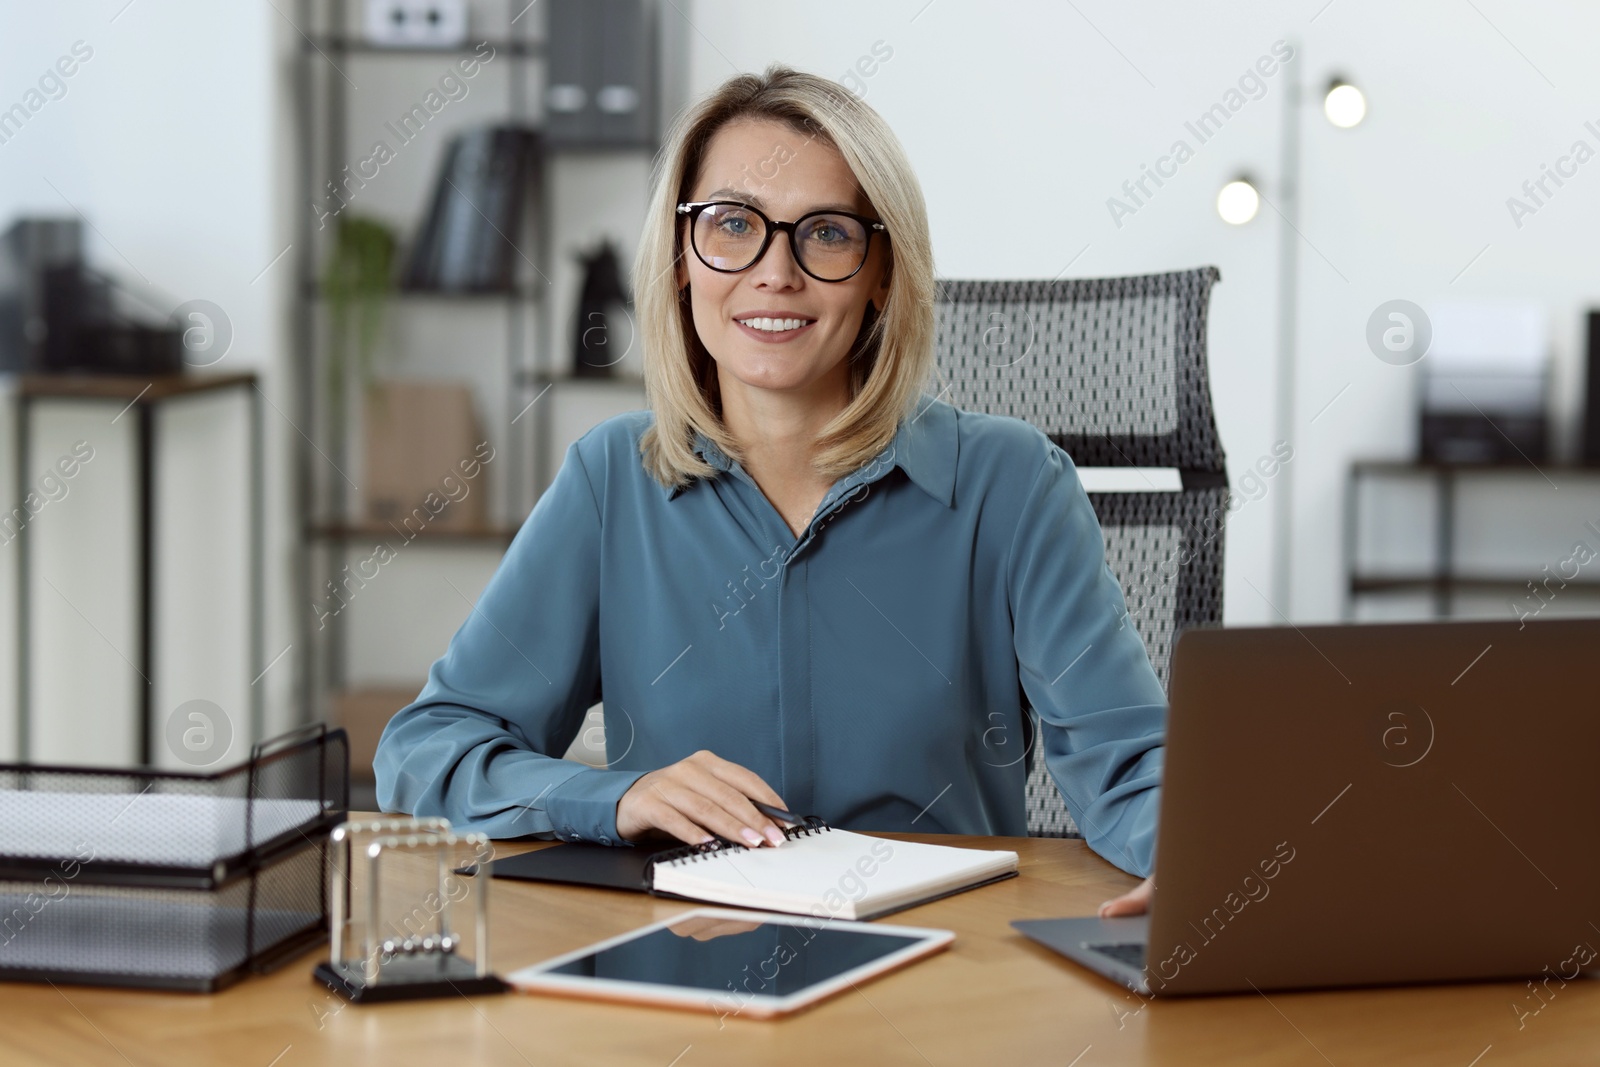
[1216,40,1367,617]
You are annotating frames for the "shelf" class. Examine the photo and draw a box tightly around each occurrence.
[1352,460,1600,476]
[1350,575,1600,595]
[309,522,519,545]
[532,140,658,152]
[18,372,257,402]
[306,37,545,58]
[301,281,546,302]
[518,370,646,387]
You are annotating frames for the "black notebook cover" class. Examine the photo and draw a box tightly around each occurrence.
[490,841,664,893]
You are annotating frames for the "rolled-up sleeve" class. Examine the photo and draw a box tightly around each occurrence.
[373,439,648,844]
[1007,441,1167,877]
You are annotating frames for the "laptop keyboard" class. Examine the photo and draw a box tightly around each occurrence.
[1088,942,1147,969]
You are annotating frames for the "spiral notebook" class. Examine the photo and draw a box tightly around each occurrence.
[491,817,1020,921]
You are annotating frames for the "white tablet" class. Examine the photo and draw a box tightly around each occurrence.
[507,907,954,1019]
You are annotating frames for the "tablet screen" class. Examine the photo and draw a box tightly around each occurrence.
[545,912,921,996]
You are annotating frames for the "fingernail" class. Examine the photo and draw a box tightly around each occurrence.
[1097,902,1111,917]
[764,826,784,846]
[740,828,763,847]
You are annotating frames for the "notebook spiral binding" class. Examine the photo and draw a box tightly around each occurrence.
[653,816,832,867]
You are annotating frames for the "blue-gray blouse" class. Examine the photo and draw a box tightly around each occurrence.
[374,394,1166,876]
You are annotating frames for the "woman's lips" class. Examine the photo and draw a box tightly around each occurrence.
[733,318,816,343]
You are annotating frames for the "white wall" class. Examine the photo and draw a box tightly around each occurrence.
[681,0,1600,625]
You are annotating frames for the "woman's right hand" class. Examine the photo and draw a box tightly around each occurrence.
[614,750,790,849]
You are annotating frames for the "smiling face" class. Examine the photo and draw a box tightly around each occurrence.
[676,118,891,405]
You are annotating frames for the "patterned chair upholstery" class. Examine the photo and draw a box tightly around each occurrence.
[930,267,1229,837]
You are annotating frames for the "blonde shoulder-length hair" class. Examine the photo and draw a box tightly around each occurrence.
[634,62,937,492]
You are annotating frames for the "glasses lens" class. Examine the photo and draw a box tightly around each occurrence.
[693,203,767,271]
[794,213,870,281]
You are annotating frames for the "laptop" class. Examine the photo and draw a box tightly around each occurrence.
[1013,617,1600,996]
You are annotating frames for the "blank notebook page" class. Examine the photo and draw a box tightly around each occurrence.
[651,828,1018,920]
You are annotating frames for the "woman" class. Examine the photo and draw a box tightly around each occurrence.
[375,64,1158,916]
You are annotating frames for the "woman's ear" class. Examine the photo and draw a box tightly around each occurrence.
[871,271,890,315]
[870,247,891,311]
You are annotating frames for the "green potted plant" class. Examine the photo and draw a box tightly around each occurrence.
[321,215,399,433]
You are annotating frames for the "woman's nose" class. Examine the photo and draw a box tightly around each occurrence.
[747,227,805,285]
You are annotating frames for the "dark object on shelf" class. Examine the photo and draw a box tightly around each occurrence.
[1419,412,1547,465]
[1584,310,1600,466]
[0,217,185,375]
[1419,362,1547,465]
[404,126,540,292]
[0,220,81,373]
[571,238,630,377]
[0,724,348,992]
[546,0,655,148]
[77,319,186,376]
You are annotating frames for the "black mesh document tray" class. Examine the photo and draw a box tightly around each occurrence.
[0,725,348,991]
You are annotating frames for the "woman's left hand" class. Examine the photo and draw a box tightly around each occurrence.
[1098,876,1153,917]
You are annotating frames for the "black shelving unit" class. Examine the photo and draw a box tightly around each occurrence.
[289,0,655,720]
[1341,460,1600,619]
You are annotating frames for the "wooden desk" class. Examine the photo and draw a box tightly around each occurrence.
[0,833,1593,1066]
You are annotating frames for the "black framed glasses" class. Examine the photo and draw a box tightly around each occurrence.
[676,200,888,283]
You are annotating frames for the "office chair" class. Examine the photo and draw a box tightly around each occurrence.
[931,266,1229,837]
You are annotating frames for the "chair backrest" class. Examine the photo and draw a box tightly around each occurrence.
[930,267,1228,837]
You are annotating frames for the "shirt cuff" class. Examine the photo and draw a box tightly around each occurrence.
[542,766,650,847]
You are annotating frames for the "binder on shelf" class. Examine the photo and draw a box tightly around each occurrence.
[546,0,655,148]
[405,126,541,292]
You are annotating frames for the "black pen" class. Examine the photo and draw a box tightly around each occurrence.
[752,800,804,827]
